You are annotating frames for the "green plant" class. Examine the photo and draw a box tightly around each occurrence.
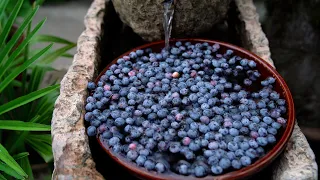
[0,0,76,179]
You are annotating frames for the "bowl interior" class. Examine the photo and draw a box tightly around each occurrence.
[94,39,295,180]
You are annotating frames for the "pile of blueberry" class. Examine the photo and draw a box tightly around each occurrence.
[85,41,287,177]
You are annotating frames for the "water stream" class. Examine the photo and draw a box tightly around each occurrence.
[163,0,175,50]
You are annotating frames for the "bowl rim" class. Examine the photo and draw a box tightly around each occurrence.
[94,38,295,180]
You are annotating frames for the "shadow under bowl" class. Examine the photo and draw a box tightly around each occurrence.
[94,39,295,180]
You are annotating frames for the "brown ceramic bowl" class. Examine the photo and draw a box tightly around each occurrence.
[95,39,295,180]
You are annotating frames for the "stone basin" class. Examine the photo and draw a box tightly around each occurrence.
[51,0,318,179]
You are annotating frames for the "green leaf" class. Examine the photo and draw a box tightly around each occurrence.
[0,43,53,93]
[16,155,33,180]
[11,50,73,69]
[0,173,7,180]
[0,0,23,47]
[0,18,47,81]
[25,137,52,163]
[27,134,51,144]
[0,1,9,23]
[0,84,59,116]
[0,0,9,13]
[0,4,39,65]
[29,63,57,71]
[28,91,58,123]
[0,144,27,178]
[12,153,29,161]
[0,161,23,179]
[10,80,22,87]
[31,34,75,45]
[39,43,76,64]
[27,66,45,94]
[36,0,45,6]
[1,72,15,102]
[0,121,51,131]
[8,116,40,153]
[61,53,73,58]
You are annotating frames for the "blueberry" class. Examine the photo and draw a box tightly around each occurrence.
[87,126,96,136]
[229,128,240,136]
[182,137,191,146]
[239,141,250,150]
[85,102,96,111]
[114,118,125,127]
[214,133,223,141]
[219,158,231,169]
[127,150,138,161]
[125,118,134,125]
[91,120,101,127]
[248,139,259,148]
[102,131,113,139]
[157,109,169,118]
[84,112,93,122]
[244,79,252,86]
[258,127,268,137]
[208,141,219,150]
[194,166,207,177]
[155,163,165,173]
[267,77,276,84]
[248,60,256,68]
[249,123,259,131]
[158,141,168,151]
[219,128,229,135]
[86,96,96,103]
[143,99,153,107]
[263,116,273,124]
[235,149,245,157]
[200,139,209,147]
[270,110,281,118]
[240,59,248,66]
[272,122,281,129]
[256,137,268,146]
[200,116,210,124]
[144,160,155,170]
[87,82,96,90]
[178,164,189,175]
[267,134,276,144]
[109,137,120,146]
[153,132,163,141]
[245,148,257,159]
[208,156,219,165]
[250,116,260,123]
[184,151,195,160]
[276,99,286,106]
[241,118,250,126]
[233,121,242,129]
[232,160,242,169]
[227,151,236,160]
[228,142,239,151]
[211,166,223,174]
[240,156,251,166]
[175,41,182,47]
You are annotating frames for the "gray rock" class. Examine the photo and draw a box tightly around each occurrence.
[51,0,105,179]
[111,0,231,41]
[272,123,318,180]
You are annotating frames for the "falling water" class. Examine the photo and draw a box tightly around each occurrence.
[163,0,175,50]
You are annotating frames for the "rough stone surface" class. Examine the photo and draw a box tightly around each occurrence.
[111,0,231,41]
[51,0,318,179]
[235,1,318,179]
[51,0,106,179]
[272,124,318,180]
[235,0,273,66]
